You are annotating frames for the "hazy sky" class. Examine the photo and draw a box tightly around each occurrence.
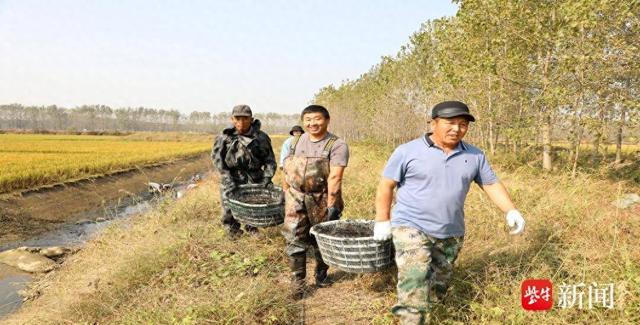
[0,1,457,114]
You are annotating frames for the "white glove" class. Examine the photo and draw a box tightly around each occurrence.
[506,210,525,235]
[373,221,392,241]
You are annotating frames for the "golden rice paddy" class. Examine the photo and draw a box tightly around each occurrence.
[0,133,212,194]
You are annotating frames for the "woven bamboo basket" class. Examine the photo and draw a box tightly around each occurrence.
[310,219,394,273]
[225,184,284,227]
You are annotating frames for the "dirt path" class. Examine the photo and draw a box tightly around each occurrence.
[298,261,396,324]
[0,154,212,247]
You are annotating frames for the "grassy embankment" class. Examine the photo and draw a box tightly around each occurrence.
[0,133,212,194]
[4,138,639,324]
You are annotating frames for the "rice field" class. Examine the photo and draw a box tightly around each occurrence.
[0,133,212,194]
[552,141,640,154]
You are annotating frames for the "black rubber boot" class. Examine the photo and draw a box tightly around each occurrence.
[223,224,243,239]
[244,224,259,235]
[313,248,330,288]
[221,195,242,239]
[289,253,307,300]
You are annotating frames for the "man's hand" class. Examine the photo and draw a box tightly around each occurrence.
[506,210,525,235]
[260,177,274,189]
[222,178,237,192]
[373,221,392,241]
[222,182,236,200]
[327,206,341,221]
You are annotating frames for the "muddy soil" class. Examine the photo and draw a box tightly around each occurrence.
[321,223,373,238]
[0,154,212,247]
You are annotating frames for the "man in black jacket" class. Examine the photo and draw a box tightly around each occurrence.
[212,104,277,237]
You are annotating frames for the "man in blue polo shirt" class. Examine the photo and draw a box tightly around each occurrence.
[374,101,525,324]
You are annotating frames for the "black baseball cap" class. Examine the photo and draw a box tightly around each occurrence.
[431,101,475,122]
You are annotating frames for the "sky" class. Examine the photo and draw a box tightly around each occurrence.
[0,0,458,114]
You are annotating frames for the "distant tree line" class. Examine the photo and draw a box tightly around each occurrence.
[0,104,299,134]
[314,0,639,170]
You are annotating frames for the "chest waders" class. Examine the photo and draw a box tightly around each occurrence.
[281,135,343,298]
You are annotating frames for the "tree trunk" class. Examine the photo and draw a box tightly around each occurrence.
[505,134,510,154]
[478,125,487,149]
[488,119,496,155]
[592,133,601,158]
[615,107,626,164]
[493,125,500,154]
[542,113,552,170]
[568,95,583,167]
[487,78,496,155]
[600,113,609,162]
[571,130,581,178]
[591,105,606,160]
[539,45,553,171]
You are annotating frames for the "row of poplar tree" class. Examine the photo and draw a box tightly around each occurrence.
[314,0,639,171]
[0,104,298,135]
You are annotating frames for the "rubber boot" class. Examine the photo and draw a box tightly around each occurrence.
[223,224,243,240]
[221,194,242,239]
[244,224,259,235]
[313,248,330,288]
[289,253,307,300]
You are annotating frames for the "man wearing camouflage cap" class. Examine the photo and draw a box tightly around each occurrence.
[212,104,277,238]
[374,101,525,324]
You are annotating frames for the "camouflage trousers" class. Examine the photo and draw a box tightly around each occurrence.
[219,186,239,230]
[391,226,464,324]
[281,187,330,256]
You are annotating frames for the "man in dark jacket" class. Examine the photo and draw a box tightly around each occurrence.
[212,104,277,237]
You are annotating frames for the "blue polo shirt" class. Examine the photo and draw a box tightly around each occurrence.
[382,134,498,238]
